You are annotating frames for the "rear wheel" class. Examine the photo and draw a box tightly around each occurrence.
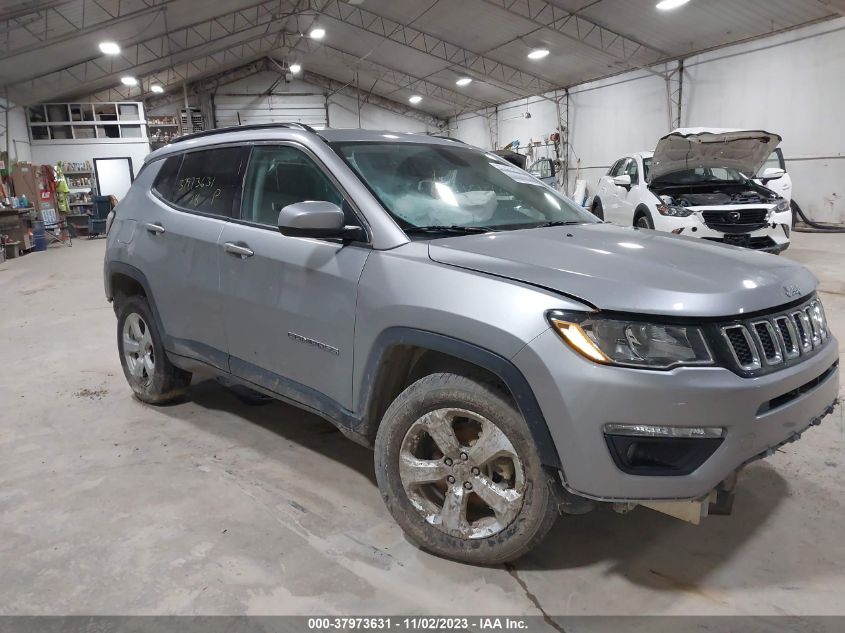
[117,295,191,404]
[374,373,558,564]
[591,198,604,220]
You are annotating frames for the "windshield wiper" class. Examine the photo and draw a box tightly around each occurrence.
[404,225,494,235]
[531,220,585,228]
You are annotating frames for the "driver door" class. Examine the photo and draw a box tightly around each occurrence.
[605,158,635,224]
[218,144,370,410]
[615,157,639,224]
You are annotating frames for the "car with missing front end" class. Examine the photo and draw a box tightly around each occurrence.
[104,124,839,564]
[593,128,793,253]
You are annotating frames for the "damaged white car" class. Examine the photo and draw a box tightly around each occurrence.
[593,128,793,253]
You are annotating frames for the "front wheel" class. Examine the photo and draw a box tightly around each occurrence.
[374,373,558,564]
[117,295,191,404]
[635,211,654,229]
[591,198,604,220]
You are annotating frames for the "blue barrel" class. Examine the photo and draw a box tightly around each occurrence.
[32,220,47,252]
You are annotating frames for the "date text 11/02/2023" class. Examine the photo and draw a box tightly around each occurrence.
[307,617,529,630]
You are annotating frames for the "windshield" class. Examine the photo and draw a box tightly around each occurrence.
[642,157,652,181]
[332,142,596,235]
[652,165,747,185]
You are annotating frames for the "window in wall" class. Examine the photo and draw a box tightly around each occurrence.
[241,145,344,226]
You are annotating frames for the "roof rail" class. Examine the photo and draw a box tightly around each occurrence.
[430,135,467,144]
[170,122,320,144]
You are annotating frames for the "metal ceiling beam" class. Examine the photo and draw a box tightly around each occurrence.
[299,68,446,129]
[282,34,492,114]
[0,0,173,59]
[142,58,270,110]
[76,32,287,102]
[283,0,555,98]
[9,0,302,103]
[480,0,671,78]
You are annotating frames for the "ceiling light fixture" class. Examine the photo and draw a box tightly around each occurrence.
[656,0,690,10]
[289,63,302,73]
[527,48,550,60]
[309,26,326,39]
[120,76,138,86]
[456,77,473,86]
[150,84,164,93]
[99,41,120,55]
[409,95,423,104]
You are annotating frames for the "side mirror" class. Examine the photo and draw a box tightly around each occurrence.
[277,201,364,241]
[760,167,785,182]
[612,174,632,188]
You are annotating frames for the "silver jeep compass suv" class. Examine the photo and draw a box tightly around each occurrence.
[104,124,839,564]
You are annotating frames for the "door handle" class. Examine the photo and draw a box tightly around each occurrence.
[144,222,165,234]
[224,242,254,258]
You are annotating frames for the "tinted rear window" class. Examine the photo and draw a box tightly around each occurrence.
[152,147,247,217]
[152,155,182,200]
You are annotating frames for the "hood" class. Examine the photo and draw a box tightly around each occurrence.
[649,128,782,182]
[428,224,816,317]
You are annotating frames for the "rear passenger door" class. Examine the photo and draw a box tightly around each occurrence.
[137,145,248,370]
[218,143,370,411]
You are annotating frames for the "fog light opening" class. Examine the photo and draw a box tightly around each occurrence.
[604,424,725,476]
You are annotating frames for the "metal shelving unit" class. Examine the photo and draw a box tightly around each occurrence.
[27,102,147,143]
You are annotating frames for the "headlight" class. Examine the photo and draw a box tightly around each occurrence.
[656,203,693,217]
[774,199,790,213]
[548,312,713,369]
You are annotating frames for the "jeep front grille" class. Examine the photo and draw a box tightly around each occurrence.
[720,299,828,372]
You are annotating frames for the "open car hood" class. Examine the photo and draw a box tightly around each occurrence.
[649,128,782,182]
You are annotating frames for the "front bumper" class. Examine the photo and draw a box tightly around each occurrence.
[654,208,792,253]
[513,330,839,500]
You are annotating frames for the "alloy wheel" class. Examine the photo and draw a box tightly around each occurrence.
[398,408,526,539]
[122,313,154,385]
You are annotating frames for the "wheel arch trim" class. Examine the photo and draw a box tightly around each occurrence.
[356,327,562,468]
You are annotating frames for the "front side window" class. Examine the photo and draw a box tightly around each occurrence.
[153,147,247,216]
[333,142,595,234]
[757,150,784,177]
[609,159,628,177]
[623,158,639,184]
[241,145,344,226]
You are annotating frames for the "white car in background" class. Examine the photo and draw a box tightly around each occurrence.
[592,128,793,253]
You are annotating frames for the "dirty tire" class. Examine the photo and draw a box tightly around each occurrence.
[591,198,604,220]
[635,210,654,229]
[117,295,191,404]
[374,373,558,565]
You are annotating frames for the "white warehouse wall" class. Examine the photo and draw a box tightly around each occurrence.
[154,72,440,134]
[30,140,150,179]
[449,18,845,223]
[683,20,845,223]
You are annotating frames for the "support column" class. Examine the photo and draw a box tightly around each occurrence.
[666,59,684,130]
[486,106,499,150]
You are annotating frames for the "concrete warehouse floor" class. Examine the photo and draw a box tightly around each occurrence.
[0,233,843,617]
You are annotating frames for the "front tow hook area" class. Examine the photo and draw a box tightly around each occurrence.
[613,472,738,525]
